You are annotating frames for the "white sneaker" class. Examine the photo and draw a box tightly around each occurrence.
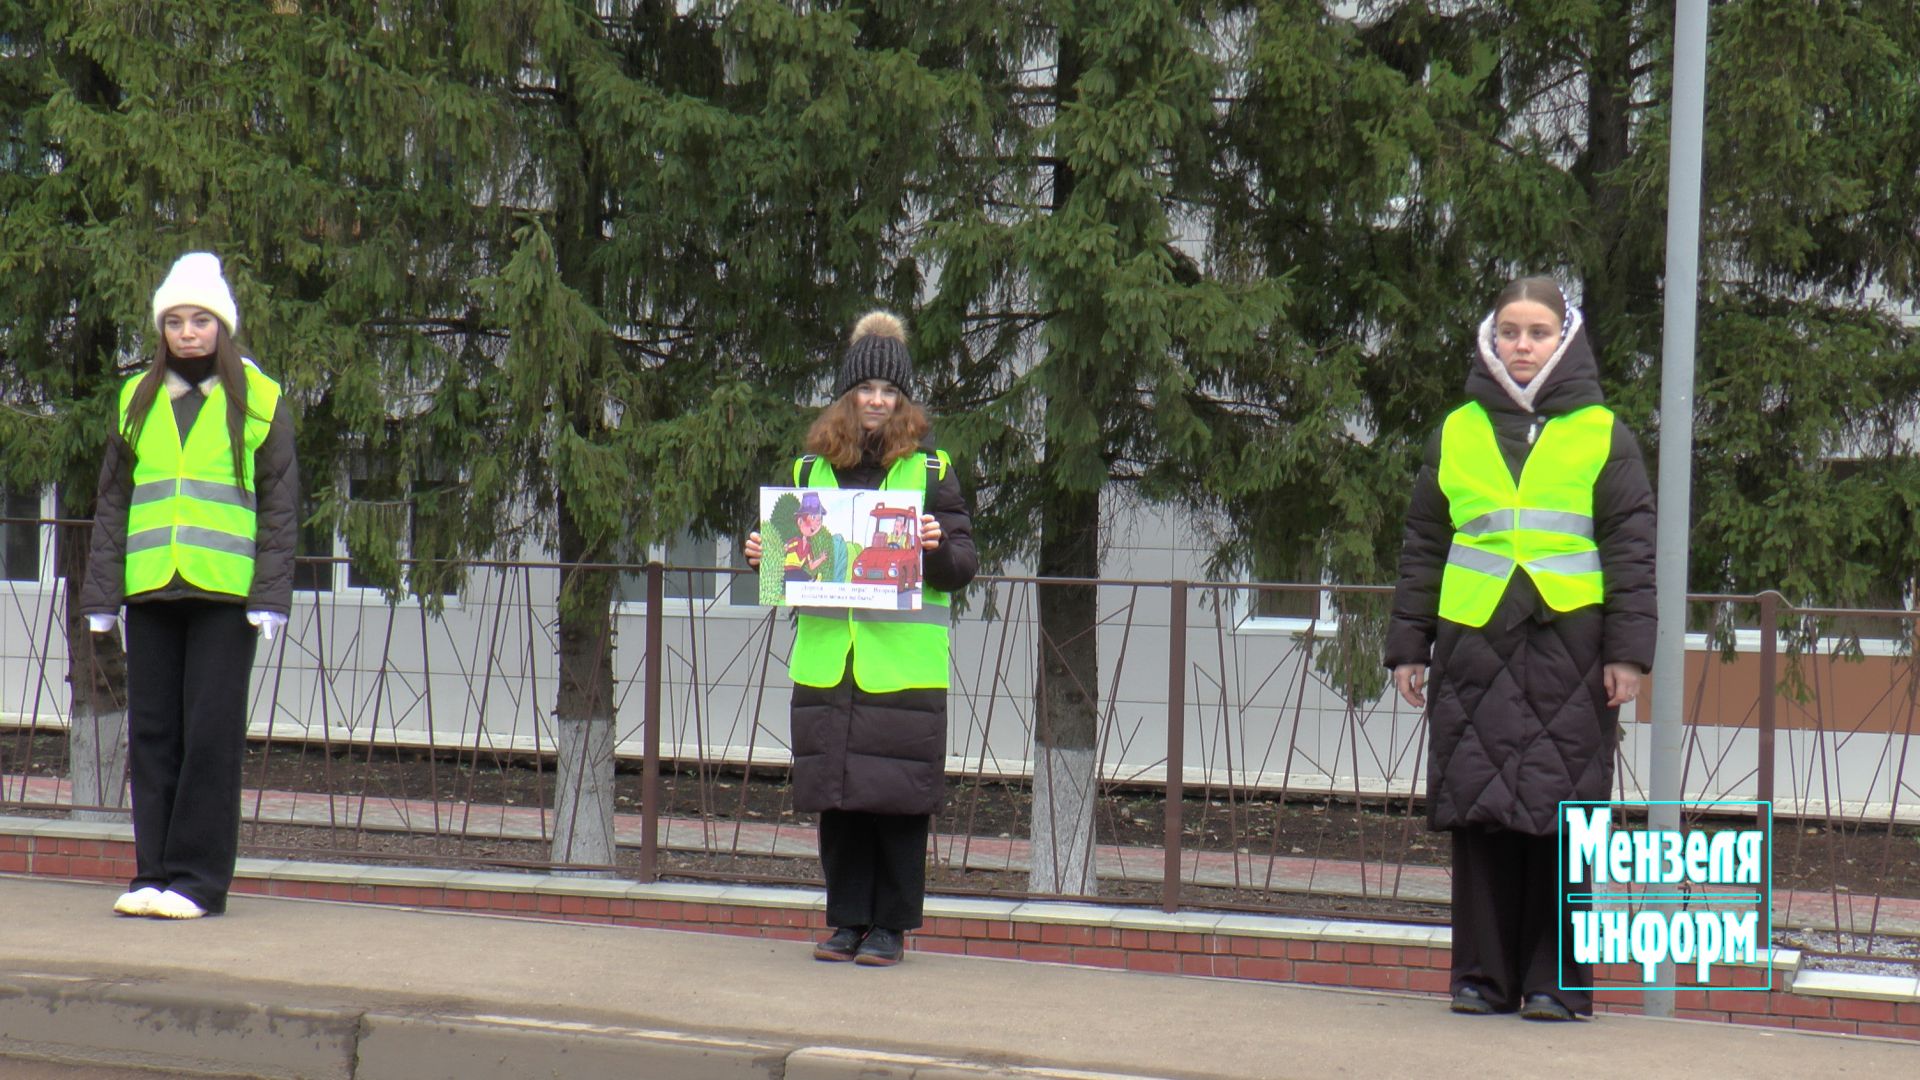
[146,890,208,919]
[113,887,162,916]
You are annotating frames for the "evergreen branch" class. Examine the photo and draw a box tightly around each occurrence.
[609,337,674,364]
[1548,42,1590,71]
[366,317,485,332]
[948,155,1066,169]
[961,312,1050,323]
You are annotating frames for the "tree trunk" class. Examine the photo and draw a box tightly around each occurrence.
[1030,484,1101,896]
[1027,32,1101,897]
[544,45,620,876]
[1576,8,1638,356]
[56,26,131,825]
[551,494,617,874]
[64,520,130,822]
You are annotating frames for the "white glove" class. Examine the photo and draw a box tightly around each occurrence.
[86,613,118,635]
[246,610,288,642]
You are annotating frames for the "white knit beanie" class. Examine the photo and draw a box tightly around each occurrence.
[151,252,240,337]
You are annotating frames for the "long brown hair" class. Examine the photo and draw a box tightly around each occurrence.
[804,391,932,470]
[119,321,264,484]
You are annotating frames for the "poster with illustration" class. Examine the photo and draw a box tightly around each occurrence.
[758,487,923,611]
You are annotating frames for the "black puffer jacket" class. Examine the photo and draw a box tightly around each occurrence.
[1384,317,1656,835]
[789,436,977,817]
[79,363,300,618]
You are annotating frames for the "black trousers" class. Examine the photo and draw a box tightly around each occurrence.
[125,599,257,913]
[818,809,930,931]
[1450,827,1592,1015]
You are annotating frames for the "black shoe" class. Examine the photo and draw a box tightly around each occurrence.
[1450,985,1496,1015]
[1520,993,1576,1021]
[854,927,905,966]
[813,925,867,962]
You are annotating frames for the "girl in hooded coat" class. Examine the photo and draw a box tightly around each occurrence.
[745,311,976,966]
[1385,277,1656,1019]
[79,252,299,919]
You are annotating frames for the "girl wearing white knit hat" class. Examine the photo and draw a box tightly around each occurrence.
[79,252,299,920]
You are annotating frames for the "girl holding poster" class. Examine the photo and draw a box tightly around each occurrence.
[745,311,976,966]
[1384,277,1656,1020]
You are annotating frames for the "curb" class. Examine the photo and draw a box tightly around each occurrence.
[0,972,360,1079]
[784,1046,1180,1079]
[354,1014,791,1080]
[0,971,1182,1080]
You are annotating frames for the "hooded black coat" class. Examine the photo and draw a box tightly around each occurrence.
[1384,318,1656,835]
[788,437,977,817]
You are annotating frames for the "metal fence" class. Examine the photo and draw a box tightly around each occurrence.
[3,519,1917,949]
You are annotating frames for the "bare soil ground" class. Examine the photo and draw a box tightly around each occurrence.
[237,739,1920,898]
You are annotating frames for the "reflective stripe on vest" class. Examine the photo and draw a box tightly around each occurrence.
[1435,402,1611,628]
[788,451,954,693]
[120,364,281,598]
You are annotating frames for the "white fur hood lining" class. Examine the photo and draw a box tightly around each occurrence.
[1475,307,1584,414]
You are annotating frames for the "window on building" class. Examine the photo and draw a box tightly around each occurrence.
[664,528,718,601]
[1816,578,1914,645]
[1248,550,1325,623]
[614,529,755,607]
[345,474,406,591]
[1,486,44,583]
[293,474,461,598]
[292,492,334,593]
[726,541,757,607]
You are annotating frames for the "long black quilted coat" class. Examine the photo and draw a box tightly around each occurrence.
[1384,324,1657,836]
[788,436,977,817]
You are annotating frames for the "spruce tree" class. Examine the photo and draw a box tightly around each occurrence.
[0,0,344,817]
[1208,1,1920,666]
[7,0,1917,882]
[922,1,1284,894]
[283,1,970,864]
[1679,1,1920,633]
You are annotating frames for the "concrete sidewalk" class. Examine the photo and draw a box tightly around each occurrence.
[0,876,1913,1080]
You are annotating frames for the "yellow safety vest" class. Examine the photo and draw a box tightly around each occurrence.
[1436,402,1611,627]
[788,451,953,692]
[120,364,281,598]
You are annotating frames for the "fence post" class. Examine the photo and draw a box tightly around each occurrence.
[1163,581,1187,914]
[1756,590,1779,826]
[640,560,664,883]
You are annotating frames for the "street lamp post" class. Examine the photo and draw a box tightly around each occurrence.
[1648,0,1712,1021]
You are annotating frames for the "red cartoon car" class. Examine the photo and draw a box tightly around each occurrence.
[852,505,920,592]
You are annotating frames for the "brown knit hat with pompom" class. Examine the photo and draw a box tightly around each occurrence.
[834,311,913,399]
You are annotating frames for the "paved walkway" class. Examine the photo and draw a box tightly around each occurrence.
[9,772,1918,935]
[1,876,1915,1080]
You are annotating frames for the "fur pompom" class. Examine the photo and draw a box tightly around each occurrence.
[850,310,906,344]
